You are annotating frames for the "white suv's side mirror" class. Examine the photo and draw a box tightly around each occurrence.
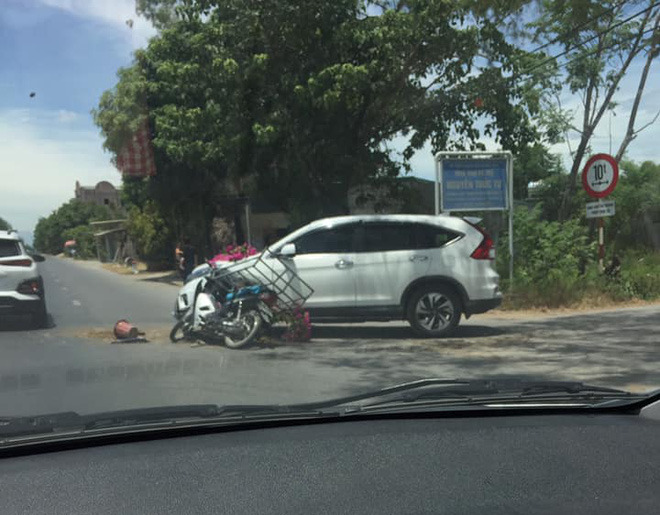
[279,243,296,258]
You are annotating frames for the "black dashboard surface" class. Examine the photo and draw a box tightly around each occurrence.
[1,413,658,514]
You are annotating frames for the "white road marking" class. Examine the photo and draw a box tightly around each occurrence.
[61,286,68,291]
[72,300,81,307]
[54,278,60,283]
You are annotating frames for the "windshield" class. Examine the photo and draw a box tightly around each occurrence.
[0,0,659,429]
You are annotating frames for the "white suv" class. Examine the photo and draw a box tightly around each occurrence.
[0,231,48,328]
[269,215,502,337]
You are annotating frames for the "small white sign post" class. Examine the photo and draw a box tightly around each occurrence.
[586,200,615,219]
[582,154,619,271]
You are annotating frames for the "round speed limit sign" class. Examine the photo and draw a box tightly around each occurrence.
[582,153,619,198]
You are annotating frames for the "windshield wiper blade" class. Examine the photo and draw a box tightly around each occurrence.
[291,379,494,410]
[0,412,82,438]
[1,404,326,439]
[290,378,640,411]
[517,381,630,397]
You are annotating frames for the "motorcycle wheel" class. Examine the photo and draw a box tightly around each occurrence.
[169,321,192,343]
[224,311,262,349]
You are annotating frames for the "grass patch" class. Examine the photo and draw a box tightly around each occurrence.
[500,251,660,310]
[102,262,148,275]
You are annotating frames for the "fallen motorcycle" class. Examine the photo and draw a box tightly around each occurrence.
[170,252,313,349]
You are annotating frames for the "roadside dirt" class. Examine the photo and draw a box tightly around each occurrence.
[484,298,660,319]
[58,325,173,344]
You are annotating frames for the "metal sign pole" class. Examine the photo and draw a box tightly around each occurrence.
[508,154,514,290]
[434,158,440,215]
[598,199,604,271]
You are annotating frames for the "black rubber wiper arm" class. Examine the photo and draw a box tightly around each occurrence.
[1,404,293,437]
[517,381,630,396]
[288,379,637,411]
[290,379,497,410]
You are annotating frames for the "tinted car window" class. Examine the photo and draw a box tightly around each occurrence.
[415,224,461,249]
[0,239,20,258]
[294,225,356,254]
[357,223,417,252]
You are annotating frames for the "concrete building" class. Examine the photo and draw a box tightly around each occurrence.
[75,180,120,208]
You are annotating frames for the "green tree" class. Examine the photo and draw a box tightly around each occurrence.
[33,200,115,254]
[0,216,12,231]
[531,0,660,220]
[96,0,551,227]
[608,160,660,250]
[125,200,174,266]
[61,225,98,259]
[513,143,563,200]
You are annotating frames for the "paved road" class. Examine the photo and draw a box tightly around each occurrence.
[0,256,658,417]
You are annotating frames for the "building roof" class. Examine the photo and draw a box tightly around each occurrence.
[93,228,126,237]
[89,219,127,226]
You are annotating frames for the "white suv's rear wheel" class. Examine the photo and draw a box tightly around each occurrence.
[407,285,461,338]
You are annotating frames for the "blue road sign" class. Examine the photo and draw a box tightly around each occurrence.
[441,158,508,211]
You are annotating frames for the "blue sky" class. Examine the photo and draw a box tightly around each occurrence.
[0,0,154,240]
[0,0,658,241]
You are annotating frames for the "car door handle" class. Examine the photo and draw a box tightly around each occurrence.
[335,259,354,269]
[409,255,429,262]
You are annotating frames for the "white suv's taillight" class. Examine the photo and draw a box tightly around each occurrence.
[17,278,41,295]
[1,258,33,267]
[465,221,495,260]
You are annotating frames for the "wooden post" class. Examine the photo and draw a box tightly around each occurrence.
[598,217,605,272]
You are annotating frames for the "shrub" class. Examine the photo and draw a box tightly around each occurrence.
[126,201,173,266]
[497,205,594,286]
[34,200,115,254]
[604,252,660,301]
[62,225,97,259]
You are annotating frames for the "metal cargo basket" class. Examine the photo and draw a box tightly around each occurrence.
[210,253,314,315]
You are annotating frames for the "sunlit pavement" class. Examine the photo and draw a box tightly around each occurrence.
[0,256,658,417]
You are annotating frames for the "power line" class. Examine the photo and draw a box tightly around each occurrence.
[518,24,657,89]
[524,0,660,75]
[529,0,631,55]
[554,24,656,73]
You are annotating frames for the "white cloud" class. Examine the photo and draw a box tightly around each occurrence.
[37,0,156,49]
[57,109,78,123]
[0,109,119,233]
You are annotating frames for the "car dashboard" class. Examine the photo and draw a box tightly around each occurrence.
[1,405,659,514]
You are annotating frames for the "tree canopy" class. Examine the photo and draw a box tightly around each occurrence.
[530,0,660,219]
[95,0,550,228]
[33,200,116,256]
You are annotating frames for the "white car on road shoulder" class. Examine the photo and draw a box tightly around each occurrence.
[0,231,48,328]
[266,214,502,337]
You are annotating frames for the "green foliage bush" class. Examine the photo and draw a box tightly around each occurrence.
[497,205,594,284]
[603,252,660,302]
[607,161,660,251]
[34,200,115,255]
[0,216,12,231]
[493,206,660,308]
[125,201,173,266]
[62,225,97,259]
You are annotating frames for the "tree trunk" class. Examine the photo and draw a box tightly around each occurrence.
[557,12,650,221]
[615,14,660,163]
[559,131,591,221]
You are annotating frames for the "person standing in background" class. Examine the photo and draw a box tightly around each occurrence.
[174,242,185,279]
[182,238,196,281]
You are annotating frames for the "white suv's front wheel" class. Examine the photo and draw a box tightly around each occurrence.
[407,285,461,338]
